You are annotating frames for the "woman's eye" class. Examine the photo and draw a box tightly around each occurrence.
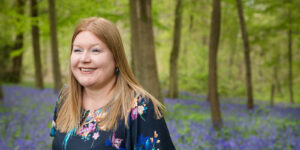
[73,49,82,52]
[92,49,101,53]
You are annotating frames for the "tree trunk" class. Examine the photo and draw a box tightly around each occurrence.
[30,0,44,89]
[11,0,25,83]
[236,0,254,109]
[270,83,275,106]
[168,0,183,98]
[287,29,294,104]
[48,0,62,92]
[129,0,162,102]
[270,67,277,106]
[208,0,222,129]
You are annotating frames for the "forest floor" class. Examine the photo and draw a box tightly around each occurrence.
[0,85,299,150]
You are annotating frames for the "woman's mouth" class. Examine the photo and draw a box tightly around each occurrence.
[79,67,96,73]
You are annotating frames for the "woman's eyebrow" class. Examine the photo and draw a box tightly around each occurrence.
[72,43,101,49]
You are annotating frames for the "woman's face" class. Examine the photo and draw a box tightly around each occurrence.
[71,31,116,89]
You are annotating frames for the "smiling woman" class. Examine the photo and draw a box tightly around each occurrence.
[50,17,175,150]
[71,31,117,113]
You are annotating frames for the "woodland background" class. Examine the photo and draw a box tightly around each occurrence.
[0,0,300,149]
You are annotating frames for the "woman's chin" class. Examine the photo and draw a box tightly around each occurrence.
[78,81,95,88]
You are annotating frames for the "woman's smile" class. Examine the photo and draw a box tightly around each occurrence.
[79,67,97,74]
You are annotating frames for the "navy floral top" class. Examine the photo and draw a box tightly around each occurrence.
[50,94,175,150]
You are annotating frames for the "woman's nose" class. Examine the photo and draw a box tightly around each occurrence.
[80,51,91,63]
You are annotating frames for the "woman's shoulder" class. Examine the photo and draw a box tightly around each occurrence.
[129,91,165,121]
[131,93,153,109]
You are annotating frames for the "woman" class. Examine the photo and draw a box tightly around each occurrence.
[50,17,175,150]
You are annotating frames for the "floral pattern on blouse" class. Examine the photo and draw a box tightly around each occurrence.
[105,132,126,150]
[77,109,102,141]
[50,93,175,150]
[131,95,149,121]
[135,131,161,150]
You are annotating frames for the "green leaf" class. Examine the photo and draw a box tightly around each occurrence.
[9,48,24,59]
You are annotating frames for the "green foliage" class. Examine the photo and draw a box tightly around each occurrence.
[9,48,24,59]
[0,0,299,103]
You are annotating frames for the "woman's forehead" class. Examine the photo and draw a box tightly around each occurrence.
[74,31,100,42]
[73,31,106,48]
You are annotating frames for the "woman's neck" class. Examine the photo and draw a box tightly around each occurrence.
[82,77,116,111]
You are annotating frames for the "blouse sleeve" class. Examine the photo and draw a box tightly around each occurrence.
[127,96,176,150]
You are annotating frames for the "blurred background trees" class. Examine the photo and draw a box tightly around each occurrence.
[0,0,300,127]
[168,0,183,99]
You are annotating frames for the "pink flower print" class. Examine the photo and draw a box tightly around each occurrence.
[131,107,138,120]
[88,123,96,132]
[112,132,123,149]
[92,132,100,140]
[78,126,88,136]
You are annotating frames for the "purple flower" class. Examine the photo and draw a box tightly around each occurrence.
[131,108,138,120]
[88,123,96,132]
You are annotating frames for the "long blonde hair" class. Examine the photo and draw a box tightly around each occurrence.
[56,17,165,133]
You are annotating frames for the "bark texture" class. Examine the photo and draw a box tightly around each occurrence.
[48,0,62,92]
[208,0,223,129]
[168,0,183,98]
[237,0,254,109]
[31,0,44,89]
[129,0,162,102]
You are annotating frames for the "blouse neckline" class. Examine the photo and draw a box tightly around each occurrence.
[82,107,102,115]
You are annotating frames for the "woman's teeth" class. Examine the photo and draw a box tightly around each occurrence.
[80,68,95,72]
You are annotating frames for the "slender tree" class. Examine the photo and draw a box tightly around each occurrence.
[30,0,44,89]
[168,0,183,98]
[11,0,25,83]
[286,0,294,104]
[270,67,277,106]
[236,0,254,109]
[129,0,162,102]
[287,29,294,104]
[48,0,62,92]
[270,83,275,106]
[208,0,222,129]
